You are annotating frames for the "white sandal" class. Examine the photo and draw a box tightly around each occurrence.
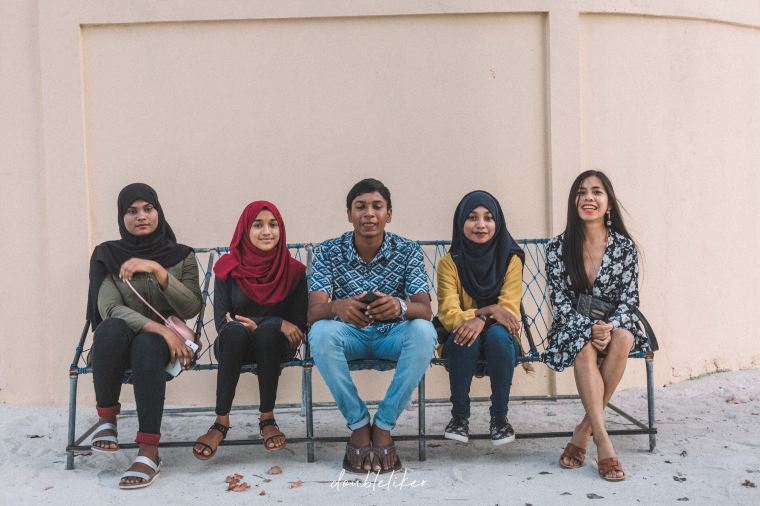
[119,455,161,490]
[90,422,119,454]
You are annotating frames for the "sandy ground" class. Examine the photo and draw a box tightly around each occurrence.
[1,368,759,506]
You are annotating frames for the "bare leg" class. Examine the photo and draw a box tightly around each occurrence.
[571,329,635,439]
[564,330,633,478]
[572,342,606,450]
[347,424,372,471]
[371,425,398,473]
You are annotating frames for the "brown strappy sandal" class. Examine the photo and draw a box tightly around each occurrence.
[559,442,587,469]
[192,422,229,461]
[597,457,626,481]
[342,442,373,474]
[259,418,287,452]
[372,443,403,474]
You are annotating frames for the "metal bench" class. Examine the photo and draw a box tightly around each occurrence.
[65,239,657,469]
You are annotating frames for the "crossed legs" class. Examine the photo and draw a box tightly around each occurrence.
[562,328,633,480]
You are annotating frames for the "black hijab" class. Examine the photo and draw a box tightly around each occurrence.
[450,190,524,308]
[86,183,192,328]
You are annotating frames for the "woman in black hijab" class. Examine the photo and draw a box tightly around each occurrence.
[87,183,201,489]
[436,191,524,446]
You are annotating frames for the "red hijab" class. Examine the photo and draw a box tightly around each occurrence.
[214,201,306,306]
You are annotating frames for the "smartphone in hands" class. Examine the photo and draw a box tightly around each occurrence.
[358,292,379,304]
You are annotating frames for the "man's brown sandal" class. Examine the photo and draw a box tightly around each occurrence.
[598,457,625,481]
[260,418,286,452]
[192,422,229,461]
[559,442,586,469]
[372,443,403,474]
[342,442,373,474]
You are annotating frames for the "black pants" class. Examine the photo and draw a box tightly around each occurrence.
[214,318,294,415]
[92,318,170,442]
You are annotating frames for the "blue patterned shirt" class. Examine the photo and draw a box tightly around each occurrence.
[309,231,430,332]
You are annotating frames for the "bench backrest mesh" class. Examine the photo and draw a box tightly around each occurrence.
[75,240,556,372]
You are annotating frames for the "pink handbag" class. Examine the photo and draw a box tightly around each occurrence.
[123,279,202,362]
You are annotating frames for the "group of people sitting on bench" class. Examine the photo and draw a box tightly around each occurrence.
[85,172,648,489]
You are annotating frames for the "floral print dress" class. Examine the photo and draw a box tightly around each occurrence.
[542,231,650,372]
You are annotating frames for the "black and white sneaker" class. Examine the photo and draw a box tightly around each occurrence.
[490,415,515,446]
[444,415,470,443]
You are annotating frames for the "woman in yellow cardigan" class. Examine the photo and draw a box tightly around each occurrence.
[437,191,524,445]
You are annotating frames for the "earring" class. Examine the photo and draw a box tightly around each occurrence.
[606,210,612,227]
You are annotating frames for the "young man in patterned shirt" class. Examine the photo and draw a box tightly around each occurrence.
[308,178,437,474]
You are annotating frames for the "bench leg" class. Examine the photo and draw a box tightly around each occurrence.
[300,371,307,418]
[304,366,315,463]
[418,373,426,461]
[66,374,78,470]
[646,356,656,452]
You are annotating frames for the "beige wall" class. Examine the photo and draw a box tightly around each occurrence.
[2,0,759,407]
[578,13,760,385]
[0,1,48,400]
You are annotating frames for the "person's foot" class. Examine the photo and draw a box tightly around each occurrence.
[260,413,286,451]
[343,424,372,473]
[489,415,515,446]
[444,415,470,443]
[593,434,624,480]
[119,444,160,488]
[91,417,118,452]
[349,423,371,448]
[371,424,401,473]
[559,422,591,468]
[598,456,625,481]
[193,419,229,460]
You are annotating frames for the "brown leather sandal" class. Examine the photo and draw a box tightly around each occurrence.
[559,442,587,469]
[597,457,625,481]
[342,442,373,474]
[372,443,403,474]
[192,422,229,461]
[260,418,287,452]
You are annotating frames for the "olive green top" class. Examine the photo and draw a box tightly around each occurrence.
[97,252,202,332]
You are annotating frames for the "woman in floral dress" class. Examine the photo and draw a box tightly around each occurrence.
[544,170,649,482]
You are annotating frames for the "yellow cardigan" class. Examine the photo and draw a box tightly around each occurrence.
[436,253,523,333]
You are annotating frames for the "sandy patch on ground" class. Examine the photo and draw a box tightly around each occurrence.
[1,368,759,505]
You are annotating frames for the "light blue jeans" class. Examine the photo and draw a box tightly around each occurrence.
[308,319,437,431]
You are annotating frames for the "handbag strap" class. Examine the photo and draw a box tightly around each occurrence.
[123,278,170,326]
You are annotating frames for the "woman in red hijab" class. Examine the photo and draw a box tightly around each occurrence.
[193,201,307,459]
